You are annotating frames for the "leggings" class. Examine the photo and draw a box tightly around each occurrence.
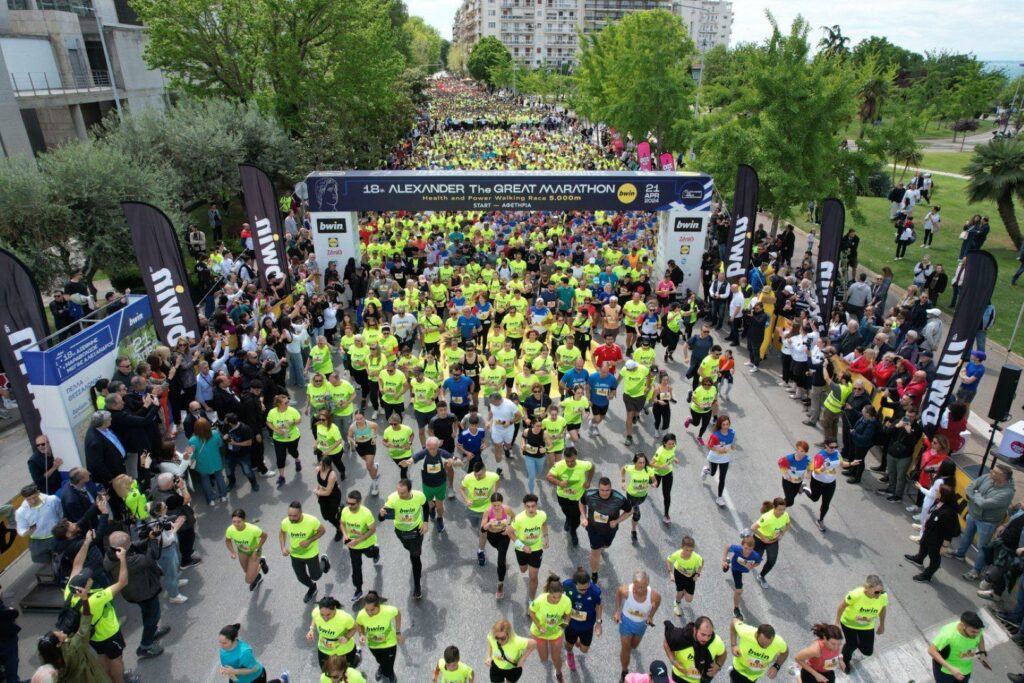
[908,536,944,579]
[782,479,803,507]
[489,664,524,682]
[923,229,934,246]
[709,462,729,497]
[352,369,369,403]
[290,555,322,590]
[653,403,671,431]
[369,645,397,679]
[690,409,712,437]
[558,495,582,534]
[487,531,510,583]
[808,478,836,522]
[657,472,673,515]
[525,456,545,494]
[781,354,792,384]
[840,624,875,666]
[273,439,300,469]
[753,538,779,578]
[663,329,680,355]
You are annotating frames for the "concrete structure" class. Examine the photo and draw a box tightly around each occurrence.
[672,0,733,52]
[0,0,166,156]
[453,0,731,69]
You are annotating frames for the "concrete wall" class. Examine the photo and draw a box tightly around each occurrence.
[7,9,86,89]
[108,28,161,92]
[35,104,76,147]
[0,49,34,156]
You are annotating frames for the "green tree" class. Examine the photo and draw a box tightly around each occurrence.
[405,16,444,73]
[850,36,924,76]
[0,158,72,288]
[855,53,896,137]
[965,139,1024,249]
[447,42,468,73]
[573,9,697,154]
[695,13,871,225]
[131,0,413,168]
[818,24,850,60]
[467,37,512,88]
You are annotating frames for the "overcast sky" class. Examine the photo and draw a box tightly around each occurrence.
[406,0,1024,61]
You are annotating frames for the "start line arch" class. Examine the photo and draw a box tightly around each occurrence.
[304,170,714,289]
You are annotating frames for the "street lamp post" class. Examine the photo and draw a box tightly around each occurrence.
[674,2,713,121]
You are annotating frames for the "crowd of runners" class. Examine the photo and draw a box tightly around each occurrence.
[17,77,1009,683]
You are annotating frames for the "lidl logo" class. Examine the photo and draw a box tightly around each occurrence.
[617,183,637,204]
[328,238,339,248]
[174,285,185,294]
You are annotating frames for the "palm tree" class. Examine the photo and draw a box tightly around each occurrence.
[857,54,894,138]
[965,139,1024,250]
[818,25,850,60]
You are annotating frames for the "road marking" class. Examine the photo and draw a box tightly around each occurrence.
[850,608,1010,682]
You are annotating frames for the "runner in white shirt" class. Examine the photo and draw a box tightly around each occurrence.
[486,391,519,470]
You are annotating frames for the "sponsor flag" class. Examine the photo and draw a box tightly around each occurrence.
[921,250,998,432]
[637,142,653,171]
[725,164,758,282]
[121,202,201,346]
[240,164,289,290]
[0,248,49,443]
[815,198,844,324]
[659,153,675,172]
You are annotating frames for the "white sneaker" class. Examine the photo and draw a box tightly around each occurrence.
[701,466,710,481]
[673,602,682,616]
[447,488,455,500]
[262,470,277,478]
[169,594,188,604]
[177,579,189,586]
[905,505,920,513]
[749,366,759,373]
[370,479,380,496]
[911,522,922,530]
[716,496,726,507]
[220,497,228,503]
[909,534,921,542]
[744,361,752,366]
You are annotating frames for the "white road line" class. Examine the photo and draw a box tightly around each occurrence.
[851,608,1011,682]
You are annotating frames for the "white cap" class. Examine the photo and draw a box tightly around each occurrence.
[625,359,638,370]
[927,308,941,317]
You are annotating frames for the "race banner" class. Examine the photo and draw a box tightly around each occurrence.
[660,153,675,172]
[121,202,200,346]
[638,142,653,171]
[724,164,758,282]
[305,170,714,213]
[921,250,998,431]
[240,164,289,290]
[0,248,49,444]
[815,198,844,324]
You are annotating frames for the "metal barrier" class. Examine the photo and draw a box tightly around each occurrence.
[9,69,113,96]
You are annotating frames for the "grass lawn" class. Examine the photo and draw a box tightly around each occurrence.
[913,118,999,142]
[796,175,1022,348]
[915,151,973,176]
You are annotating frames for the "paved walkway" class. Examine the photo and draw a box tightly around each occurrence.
[921,128,997,153]
[909,167,969,180]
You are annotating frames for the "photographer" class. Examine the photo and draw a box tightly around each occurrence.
[150,472,200,569]
[55,531,129,682]
[101,531,170,659]
[148,500,188,604]
[877,408,923,504]
[51,493,111,587]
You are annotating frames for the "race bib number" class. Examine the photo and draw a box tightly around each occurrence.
[398,511,415,524]
[451,396,464,404]
[594,512,609,524]
[426,463,442,474]
[570,609,588,622]
[596,388,609,397]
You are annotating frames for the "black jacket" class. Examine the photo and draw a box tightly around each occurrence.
[212,386,241,418]
[885,419,924,458]
[239,393,267,434]
[0,599,20,642]
[60,485,98,528]
[28,450,63,495]
[183,410,209,439]
[110,405,160,454]
[922,503,961,544]
[84,427,126,487]
[102,538,162,604]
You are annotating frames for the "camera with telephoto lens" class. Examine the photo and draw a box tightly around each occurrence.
[139,515,174,534]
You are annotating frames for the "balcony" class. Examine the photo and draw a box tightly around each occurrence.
[9,69,113,97]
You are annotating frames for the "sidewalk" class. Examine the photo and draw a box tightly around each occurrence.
[777,213,1022,475]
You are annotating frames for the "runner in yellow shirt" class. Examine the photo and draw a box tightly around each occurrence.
[224,510,269,591]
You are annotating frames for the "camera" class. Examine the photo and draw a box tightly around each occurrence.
[139,515,174,533]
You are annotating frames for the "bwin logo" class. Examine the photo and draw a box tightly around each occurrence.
[921,337,970,426]
[255,217,284,282]
[817,261,834,304]
[150,267,190,345]
[725,217,749,278]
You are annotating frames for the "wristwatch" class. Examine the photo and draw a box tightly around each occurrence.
[596,619,603,624]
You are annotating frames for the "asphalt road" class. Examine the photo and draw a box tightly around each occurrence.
[6,330,1024,683]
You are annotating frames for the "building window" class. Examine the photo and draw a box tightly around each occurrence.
[488,21,496,27]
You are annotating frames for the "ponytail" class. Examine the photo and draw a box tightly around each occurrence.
[219,623,242,642]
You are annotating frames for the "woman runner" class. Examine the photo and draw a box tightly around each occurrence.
[482,492,515,599]
[651,372,674,439]
[701,416,736,507]
[224,509,269,591]
[321,654,366,682]
[794,623,845,682]
[777,441,811,508]
[651,434,679,524]
[683,377,717,446]
[307,596,358,670]
[217,623,288,683]
[266,394,302,488]
[621,453,654,543]
[721,534,762,620]
[485,618,536,683]
[613,571,661,682]
[835,575,887,674]
[751,498,791,588]
[806,439,841,532]
[520,420,550,495]
[528,574,573,683]
[347,413,381,497]
[508,493,549,600]
[666,535,703,618]
[313,454,343,542]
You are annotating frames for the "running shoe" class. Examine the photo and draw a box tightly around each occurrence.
[249,574,263,592]
[962,570,980,581]
[276,476,286,489]
[801,485,812,496]
[495,582,504,599]
[911,523,922,530]
[744,361,752,366]
[733,607,743,619]
[662,515,671,525]
[436,518,446,533]
[260,557,269,574]
[905,505,920,513]
[630,530,638,544]
[816,519,827,533]
[181,557,203,570]
[977,589,996,600]
[673,601,682,616]
[696,437,705,446]
[370,479,380,496]
[447,488,455,499]
[303,586,318,603]
[261,470,277,478]
[755,572,768,588]
[904,554,924,567]
[352,590,364,603]
[429,506,437,521]
[701,465,710,481]
[567,652,577,671]
[912,574,931,583]
[320,556,331,574]
[749,366,759,373]
[294,459,302,472]
[280,673,289,683]
[413,587,423,600]
[478,550,485,566]
[169,593,189,603]
[496,467,504,478]
[683,417,692,428]
[625,435,634,446]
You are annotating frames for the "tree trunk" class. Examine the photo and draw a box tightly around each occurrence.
[997,192,1023,251]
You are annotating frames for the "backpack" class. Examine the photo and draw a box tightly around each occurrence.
[51,547,73,586]
[54,592,84,635]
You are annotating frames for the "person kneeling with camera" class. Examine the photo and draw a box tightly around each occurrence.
[101,529,171,660]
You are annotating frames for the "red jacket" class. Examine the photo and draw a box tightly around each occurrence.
[917,437,949,488]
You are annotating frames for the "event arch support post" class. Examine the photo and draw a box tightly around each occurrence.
[305,170,714,289]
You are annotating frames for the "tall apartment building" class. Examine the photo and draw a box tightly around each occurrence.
[0,0,166,157]
[452,0,731,69]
